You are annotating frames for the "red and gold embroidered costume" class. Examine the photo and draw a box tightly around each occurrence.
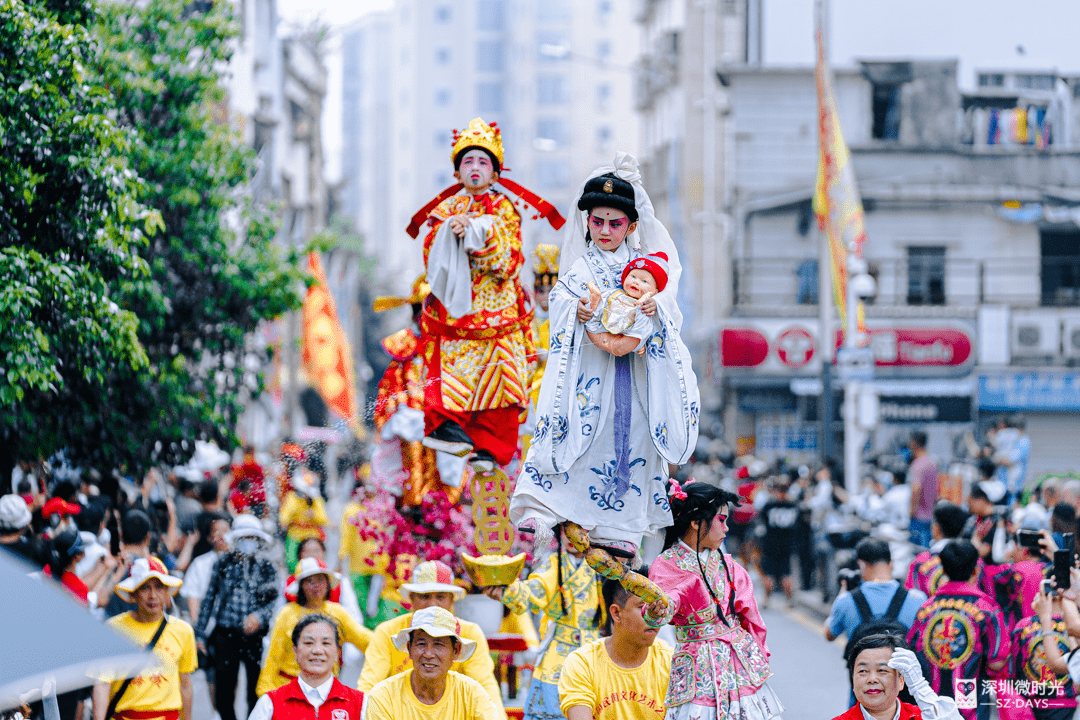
[413,118,565,467]
[372,277,461,506]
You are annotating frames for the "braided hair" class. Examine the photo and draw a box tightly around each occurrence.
[664,481,742,625]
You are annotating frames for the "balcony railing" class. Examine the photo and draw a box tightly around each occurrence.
[732,257,1080,309]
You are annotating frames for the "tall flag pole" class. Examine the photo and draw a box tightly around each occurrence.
[812,0,869,341]
[301,252,362,438]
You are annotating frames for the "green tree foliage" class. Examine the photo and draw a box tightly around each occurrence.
[0,0,160,440]
[3,0,307,472]
[83,0,308,468]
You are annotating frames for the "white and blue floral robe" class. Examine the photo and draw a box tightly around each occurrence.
[510,242,700,548]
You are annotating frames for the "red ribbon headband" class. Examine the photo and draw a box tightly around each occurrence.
[405,179,567,239]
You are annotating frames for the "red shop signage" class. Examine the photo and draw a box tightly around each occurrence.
[720,323,972,369]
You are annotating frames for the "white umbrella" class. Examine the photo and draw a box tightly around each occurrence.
[0,552,156,710]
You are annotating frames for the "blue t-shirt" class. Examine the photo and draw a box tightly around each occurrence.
[826,579,928,639]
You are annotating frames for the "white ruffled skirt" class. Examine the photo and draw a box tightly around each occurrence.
[665,682,785,720]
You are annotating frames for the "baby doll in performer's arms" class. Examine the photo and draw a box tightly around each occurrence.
[585,252,668,356]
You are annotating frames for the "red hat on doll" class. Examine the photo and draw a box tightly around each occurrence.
[621,252,669,292]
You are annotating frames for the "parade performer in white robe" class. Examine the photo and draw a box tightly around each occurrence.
[510,153,700,571]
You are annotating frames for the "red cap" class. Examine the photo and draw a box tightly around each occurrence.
[621,252,669,292]
[42,497,81,519]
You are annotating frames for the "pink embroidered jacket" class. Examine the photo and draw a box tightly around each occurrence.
[649,543,772,709]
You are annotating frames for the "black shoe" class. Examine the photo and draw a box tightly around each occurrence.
[422,421,474,456]
[470,449,497,473]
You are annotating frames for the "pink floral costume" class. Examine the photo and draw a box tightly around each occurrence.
[649,542,784,720]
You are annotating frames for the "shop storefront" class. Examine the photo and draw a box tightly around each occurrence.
[720,319,976,463]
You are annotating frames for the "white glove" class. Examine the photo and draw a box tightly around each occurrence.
[888,648,936,708]
[888,648,929,693]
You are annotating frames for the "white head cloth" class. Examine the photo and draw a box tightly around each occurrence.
[560,151,684,328]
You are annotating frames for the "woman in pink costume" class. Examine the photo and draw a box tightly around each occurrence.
[647,481,784,720]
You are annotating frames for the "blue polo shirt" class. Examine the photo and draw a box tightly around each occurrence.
[826,580,928,639]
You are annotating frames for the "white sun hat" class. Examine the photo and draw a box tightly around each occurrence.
[399,560,465,602]
[223,513,273,545]
[115,557,182,602]
[391,606,475,661]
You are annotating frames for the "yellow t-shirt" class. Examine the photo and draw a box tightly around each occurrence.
[364,670,497,720]
[354,612,504,717]
[255,601,372,696]
[105,614,197,712]
[338,499,388,576]
[558,638,672,720]
[279,491,328,542]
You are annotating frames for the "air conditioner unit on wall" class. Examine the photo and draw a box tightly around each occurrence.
[1063,318,1080,358]
[1011,314,1060,356]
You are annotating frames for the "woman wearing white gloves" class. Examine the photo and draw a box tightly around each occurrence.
[834,634,963,720]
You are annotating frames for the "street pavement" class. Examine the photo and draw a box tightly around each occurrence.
[759,597,851,719]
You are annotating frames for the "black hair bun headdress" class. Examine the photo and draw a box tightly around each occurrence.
[577,173,638,222]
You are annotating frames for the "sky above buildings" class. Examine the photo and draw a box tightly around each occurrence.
[277,0,388,28]
[765,0,1080,88]
[289,0,1080,183]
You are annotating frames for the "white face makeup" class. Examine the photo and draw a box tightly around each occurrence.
[455,148,497,194]
[588,208,637,251]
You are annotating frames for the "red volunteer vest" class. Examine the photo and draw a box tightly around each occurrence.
[832,702,923,720]
[267,678,364,720]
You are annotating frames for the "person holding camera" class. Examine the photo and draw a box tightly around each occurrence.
[1009,585,1078,720]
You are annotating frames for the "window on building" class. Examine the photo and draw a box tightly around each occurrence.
[538,75,569,105]
[254,120,273,156]
[435,130,450,148]
[537,0,570,23]
[435,47,450,64]
[907,247,946,305]
[435,88,451,105]
[863,62,911,141]
[597,83,611,109]
[477,0,504,30]
[537,117,568,146]
[290,100,310,141]
[435,6,451,22]
[477,40,504,72]
[435,171,451,187]
[978,73,1005,87]
[723,0,739,15]
[1017,73,1055,91]
[478,82,504,112]
[597,0,612,21]
[597,40,611,63]
[1041,229,1080,306]
[796,259,818,305]
[871,84,902,140]
[597,125,611,149]
[537,161,570,189]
